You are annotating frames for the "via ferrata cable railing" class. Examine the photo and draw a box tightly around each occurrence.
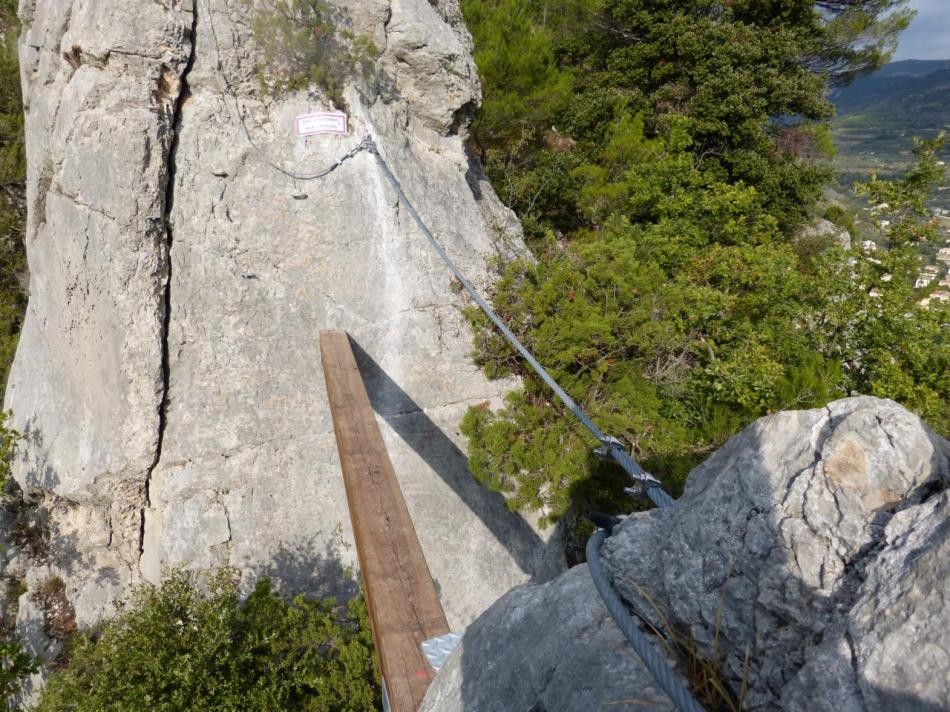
[199,2,697,705]
[361,135,674,508]
[364,137,701,711]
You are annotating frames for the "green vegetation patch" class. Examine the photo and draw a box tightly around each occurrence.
[249,0,379,107]
[459,0,948,530]
[36,569,380,712]
[0,0,26,393]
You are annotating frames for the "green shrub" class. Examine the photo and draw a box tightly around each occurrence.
[0,636,38,708]
[36,569,380,712]
[0,410,18,492]
[0,0,27,394]
[823,204,856,235]
[249,0,379,107]
[458,0,944,527]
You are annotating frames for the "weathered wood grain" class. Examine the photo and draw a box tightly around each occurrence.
[320,330,450,712]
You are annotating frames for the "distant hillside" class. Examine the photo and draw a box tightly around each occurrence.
[830,59,950,200]
[831,59,950,131]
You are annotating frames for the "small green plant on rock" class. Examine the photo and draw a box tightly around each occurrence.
[0,635,38,709]
[250,0,379,107]
[0,410,19,493]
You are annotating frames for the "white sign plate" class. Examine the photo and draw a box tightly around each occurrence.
[295,111,348,136]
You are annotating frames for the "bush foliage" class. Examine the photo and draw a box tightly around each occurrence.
[0,4,37,699]
[36,569,380,712]
[459,0,947,526]
[0,637,37,709]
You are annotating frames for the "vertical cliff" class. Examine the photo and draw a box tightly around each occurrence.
[3,0,564,662]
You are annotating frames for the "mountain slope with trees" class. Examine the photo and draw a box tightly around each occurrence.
[458,0,949,529]
[831,58,950,190]
[831,58,950,127]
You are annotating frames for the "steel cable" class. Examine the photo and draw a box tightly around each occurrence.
[197,4,700,707]
[587,529,705,712]
[363,137,670,503]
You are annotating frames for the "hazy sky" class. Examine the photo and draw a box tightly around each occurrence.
[893,0,950,60]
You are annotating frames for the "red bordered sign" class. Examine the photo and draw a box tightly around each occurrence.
[295,111,348,136]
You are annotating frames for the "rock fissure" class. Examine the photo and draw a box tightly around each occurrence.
[48,188,120,223]
[8,0,561,677]
[873,415,897,452]
[844,628,868,709]
[139,2,199,558]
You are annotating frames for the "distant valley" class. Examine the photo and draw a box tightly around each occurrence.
[831,59,950,199]
[829,58,950,252]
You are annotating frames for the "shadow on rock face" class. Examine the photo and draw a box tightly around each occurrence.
[349,336,564,583]
[249,536,360,602]
[19,417,61,493]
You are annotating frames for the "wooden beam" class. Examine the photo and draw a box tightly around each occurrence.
[319,330,450,712]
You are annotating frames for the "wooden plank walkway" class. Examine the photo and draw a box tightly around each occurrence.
[320,330,450,712]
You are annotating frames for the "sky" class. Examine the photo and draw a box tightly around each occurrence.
[893,0,950,60]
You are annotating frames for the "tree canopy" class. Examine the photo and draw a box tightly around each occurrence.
[459,0,946,530]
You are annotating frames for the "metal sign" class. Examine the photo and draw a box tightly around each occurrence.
[295,111,348,136]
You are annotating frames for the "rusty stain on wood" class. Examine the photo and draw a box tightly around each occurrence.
[320,330,450,712]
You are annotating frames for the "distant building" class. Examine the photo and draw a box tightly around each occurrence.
[919,290,950,309]
[916,265,941,289]
[938,247,950,264]
[861,240,878,252]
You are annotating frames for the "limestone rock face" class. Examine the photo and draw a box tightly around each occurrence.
[797,217,852,250]
[4,0,564,657]
[424,397,950,711]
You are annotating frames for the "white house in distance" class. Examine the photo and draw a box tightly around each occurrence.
[861,240,878,252]
[919,290,950,309]
[916,265,942,289]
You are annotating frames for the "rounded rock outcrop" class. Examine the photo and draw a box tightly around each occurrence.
[423,397,950,712]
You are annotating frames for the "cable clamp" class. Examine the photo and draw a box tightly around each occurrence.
[359,135,378,154]
[594,435,624,461]
[596,436,662,485]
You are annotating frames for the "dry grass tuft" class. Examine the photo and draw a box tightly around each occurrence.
[31,576,77,651]
[623,573,749,712]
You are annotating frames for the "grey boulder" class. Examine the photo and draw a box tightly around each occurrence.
[424,397,950,712]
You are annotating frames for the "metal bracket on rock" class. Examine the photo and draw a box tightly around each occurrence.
[421,631,464,672]
[595,436,662,486]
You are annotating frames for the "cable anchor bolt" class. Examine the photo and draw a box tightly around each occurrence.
[593,435,625,461]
